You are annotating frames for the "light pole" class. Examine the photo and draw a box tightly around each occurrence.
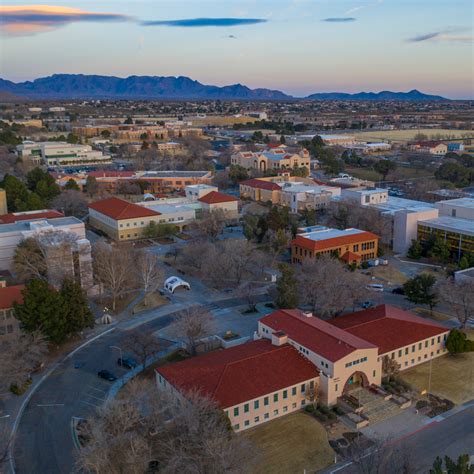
[427,358,433,394]
[110,345,122,362]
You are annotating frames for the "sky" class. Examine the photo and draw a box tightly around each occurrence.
[0,0,473,99]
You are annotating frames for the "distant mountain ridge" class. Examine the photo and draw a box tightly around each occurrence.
[0,75,448,101]
[305,89,446,101]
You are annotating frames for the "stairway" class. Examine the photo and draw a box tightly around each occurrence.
[351,388,402,424]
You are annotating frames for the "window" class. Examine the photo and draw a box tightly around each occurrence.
[301,400,306,406]
[405,361,408,367]
[405,348,409,355]
[254,416,260,423]
[301,384,306,393]
[424,354,428,359]
[373,370,376,377]
[335,384,338,392]
[437,336,441,343]
[234,407,239,417]
[264,397,269,406]
[412,345,415,353]
[283,406,288,413]
[254,400,259,410]
[425,341,429,348]
[273,393,278,402]
[398,350,402,357]
[244,420,250,427]
[264,413,269,420]
[292,387,296,396]
[431,338,435,346]
[244,404,249,413]
[411,359,414,364]
[273,409,279,416]
[283,390,288,399]
[418,356,421,362]
[292,402,297,409]
[418,343,422,350]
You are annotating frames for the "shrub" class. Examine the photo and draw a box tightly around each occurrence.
[327,412,337,420]
[319,405,330,415]
[416,400,428,410]
[304,404,315,413]
[314,411,327,422]
[332,406,344,416]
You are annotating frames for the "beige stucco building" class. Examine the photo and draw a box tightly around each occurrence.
[231,147,310,172]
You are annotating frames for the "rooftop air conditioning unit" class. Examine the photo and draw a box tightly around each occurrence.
[302,311,313,318]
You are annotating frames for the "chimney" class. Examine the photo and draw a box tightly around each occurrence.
[272,331,288,346]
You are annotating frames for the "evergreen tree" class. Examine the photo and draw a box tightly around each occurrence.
[14,280,68,344]
[60,279,94,335]
[64,179,80,191]
[430,454,474,474]
[403,273,438,313]
[407,239,423,260]
[276,264,299,309]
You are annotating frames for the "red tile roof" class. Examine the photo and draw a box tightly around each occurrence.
[88,197,160,220]
[0,210,64,224]
[198,191,239,205]
[157,339,319,408]
[88,171,135,178]
[341,251,362,262]
[260,310,376,362]
[0,284,24,309]
[329,305,449,355]
[292,230,378,252]
[240,179,282,191]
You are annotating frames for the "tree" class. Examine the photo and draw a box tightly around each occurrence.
[64,178,80,191]
[1,174,29,212]
[374,159,397,181]
[403,274,438,313]
[0,330,47,394]
[100,130,111,139]
[93,242,133,312]
[122,328,162,368]
[26,167,60,202]
[13,238,47,281]
[264,228,291,257]
[60,278,94,335]
[438,279,474,328]
[51,189,88,217]
[134,250,164,305]
[276,264,299,309]
[124,116,133,125]
[76,379,255,474]
[445,329,474,355]
[228,165,249,185]
[382,355,400,381]
[435,162,471,187]
[14,280,68,344]
[430,454,474,474]
[427,234,451,262]
[143,221,177,239]
[85,175,99,197]
[194,209,226,241]
[407,239,423,260]
[169,307,214,356]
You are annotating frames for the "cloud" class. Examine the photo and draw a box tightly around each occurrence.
[322,17,356,23]
[141,18,267,28]
[0,5,129,36]
[345,0,383,15]
[408,28,473,43]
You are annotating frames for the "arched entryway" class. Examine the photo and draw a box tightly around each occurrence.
[343,371,369,393]
[259,160,266,172]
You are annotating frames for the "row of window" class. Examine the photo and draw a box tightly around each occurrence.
[403,349,444,367]
[361,241,376,251]
[345,356,368,369]
[0,324,14,336]
[119,216,185,229]
[231,400,307,430]
[390,335,445,359]
[231,381,314,418]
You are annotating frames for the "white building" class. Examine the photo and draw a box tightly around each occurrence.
[280,182,341,213]
[435,198,474,220]
[341,187,389,206]
[17,141,111,168]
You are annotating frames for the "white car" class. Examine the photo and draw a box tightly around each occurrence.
[366,283,384,292]
[164,276,191,294]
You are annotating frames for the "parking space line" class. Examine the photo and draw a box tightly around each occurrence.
[84,393,106,402]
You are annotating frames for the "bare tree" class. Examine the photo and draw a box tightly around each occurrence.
[122,328,162,368]
[51,190,88,217]
[134,250,164,306]
[169,307,214,356]
[75,379,255,474]
[194,209,226,241]
[382,355,400,382]
[93,242,133,312]
[438,278,474,328]
[0,330,48,395]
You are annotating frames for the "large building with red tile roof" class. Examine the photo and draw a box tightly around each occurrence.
[157,304,449,431]
[291,226,379,264]
[198,191,239,218]
[0,209,64,224]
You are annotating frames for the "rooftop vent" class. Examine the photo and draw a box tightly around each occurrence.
[302,311,313,318]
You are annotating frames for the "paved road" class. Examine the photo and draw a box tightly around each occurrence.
[12,292,268,474]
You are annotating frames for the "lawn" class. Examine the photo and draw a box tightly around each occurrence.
[242,412,335,474]
[131,292,168,314]
[352,129,474,144]
[368,265,408,286]
[400,335,474,405]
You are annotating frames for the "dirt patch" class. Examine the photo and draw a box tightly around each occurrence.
[94,292,137,315]
[132,293,168,314]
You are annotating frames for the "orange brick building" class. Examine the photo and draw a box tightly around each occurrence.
[291,226,379,264]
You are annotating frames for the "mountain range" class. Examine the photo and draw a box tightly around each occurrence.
[0,74,448,101]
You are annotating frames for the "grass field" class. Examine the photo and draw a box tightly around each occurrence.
[352,129,474,144]
[243,412,334,474]
[400,331,474,405]
[346,165,434,183]
[131,292,168,314]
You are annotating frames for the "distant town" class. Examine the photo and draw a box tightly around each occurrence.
[0,95,473,473]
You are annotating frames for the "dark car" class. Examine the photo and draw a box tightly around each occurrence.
[97,370,117,381]
[360,301,374,309]
[117,357,137,369]
[392,287,405,295]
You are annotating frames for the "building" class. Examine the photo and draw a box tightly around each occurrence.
[410,141,448,156]
[17,141,111,168]
[417,216,474,259]
[0,189,7,215]
[240,179,283,204]
[435,198,474,220]
[0,212,92,289]
[198,191,239,218]
[185,184,218,200]
[291,226,379,264]
[231,147,310,172]
[318,135,355,146]
[341,187,389,206]
[0,282,24,340]
[157,305,449,431]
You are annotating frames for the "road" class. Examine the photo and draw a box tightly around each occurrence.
[11,292,268,474]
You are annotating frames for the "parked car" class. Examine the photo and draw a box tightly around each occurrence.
[97,370,117,381]
[366,283,384,292]
[379,259,389,266]
[360,301,374,309]
[117,357,137,369]
[392,287,405,295]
